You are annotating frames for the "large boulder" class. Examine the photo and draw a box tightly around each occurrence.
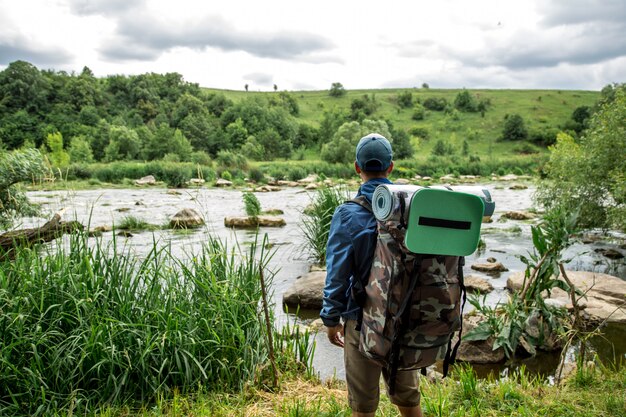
[170,208,205,229]
[283,270,326,310]
[507,270,626,324]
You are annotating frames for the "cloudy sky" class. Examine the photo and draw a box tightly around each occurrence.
[1,0,625,91]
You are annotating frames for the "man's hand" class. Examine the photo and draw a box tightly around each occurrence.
[326,324,344,348]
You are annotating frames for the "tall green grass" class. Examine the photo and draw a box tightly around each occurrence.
[0,232,279,415]
[300,186,351,265]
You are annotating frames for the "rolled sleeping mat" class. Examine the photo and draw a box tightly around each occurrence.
[371,184,422,223]
[372,184,495,223]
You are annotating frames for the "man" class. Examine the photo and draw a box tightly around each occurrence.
[320,133,423,417]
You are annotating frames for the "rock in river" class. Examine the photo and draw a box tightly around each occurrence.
[507,270,626,324]
[471,261,508,273]
[464,275,494,294]
[224,216,286,228]
[170,208,205,229]
[283,270,326,310]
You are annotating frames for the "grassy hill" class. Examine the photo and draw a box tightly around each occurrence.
[205,87,599,170]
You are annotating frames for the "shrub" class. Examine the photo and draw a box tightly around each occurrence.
[216,150,248,171]
[411,103,426,120]
[409,126,430,140]
[157,163,193,188]
[397,91,413,108]
[423,97,448,111]
[248,167,265,183]
[501,114,528,141]
[454,90,478,112]
[287,166,308,182]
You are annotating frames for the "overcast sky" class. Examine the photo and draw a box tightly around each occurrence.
[1,0,625,91]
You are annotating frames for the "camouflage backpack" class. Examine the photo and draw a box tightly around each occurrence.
[350,196,465,393]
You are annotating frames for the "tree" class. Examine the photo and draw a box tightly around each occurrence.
[245,84,249,92]
[273,84,277,92]
[68,135,94,163]
[501,114,528,141]
[45,132,70,168]
[536,86,626,230]
[423,97,448,111]
[320,119,392,164]
[104,125,141,161]
[329,82,346,97]
[422,83,429,89]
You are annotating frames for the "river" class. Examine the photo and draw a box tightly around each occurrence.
[23,182,626,380]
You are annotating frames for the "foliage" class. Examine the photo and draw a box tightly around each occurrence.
[320,119,391,165]
[536,86,626,230]
[412,103,426,120]
[464,209,578,359]
[0,148,48,228]
[242,191,262,218]
[328,82,346,97]
[300,186,351,265]
[0,233,278,415]
[431,139,455,156]
[43,131,70,168]
[349,94,378,121]
[454,89,479,112]
[68,135,94,163]
[501,114,528,141]
[396,91,413,108]
[423,97,448,111]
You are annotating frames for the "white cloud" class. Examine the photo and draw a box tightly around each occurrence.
[0,0,624,90]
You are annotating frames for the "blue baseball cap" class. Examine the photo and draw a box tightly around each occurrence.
[355,133,393,172]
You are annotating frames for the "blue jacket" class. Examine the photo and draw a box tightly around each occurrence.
[319,177,392,327]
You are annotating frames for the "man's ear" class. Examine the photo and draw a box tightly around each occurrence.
[386,161,394,175]
[354,161,362,174]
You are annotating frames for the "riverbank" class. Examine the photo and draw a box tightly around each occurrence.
[99,363,625,416]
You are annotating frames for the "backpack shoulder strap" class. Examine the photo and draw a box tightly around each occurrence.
[347,195,372,213]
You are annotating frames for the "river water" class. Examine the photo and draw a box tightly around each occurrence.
[23,182,626,380]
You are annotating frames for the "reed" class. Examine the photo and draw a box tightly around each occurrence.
[300,186,351,265]
[0,232,277,415]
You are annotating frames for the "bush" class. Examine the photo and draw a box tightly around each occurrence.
[501,114,528,141]
[242,191,261,217]
[397,91,413,108]
[216,150,248,171]
[423,97,448,111]
[411,103,426,120]
[287,166,308,182]
[454,90,478,112]
[157,163,193,188]
[248,167,265,183]
[409,126,430,140]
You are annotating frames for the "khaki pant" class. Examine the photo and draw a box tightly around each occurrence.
[344,319,421,413]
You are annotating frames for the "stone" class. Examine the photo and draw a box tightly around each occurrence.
[117,230,133,238]
[456,315,506,364]
[223,216,286,228]
[524,310,562,351]
[263,208,284,215]
[594,248,624,259]
[307,318,325,332]
[135,175,156,186]
[394,178,411,185]
[93,225,112,233]
[282,270,326,310]
[188,178,205,185]
[305,183,318,190]
[276,180,299,187]
[215,178,233,187]
[255,185,282,192]
[166,190,182,195]
[170,208,205,229]
[471,262,508,273]
[135,201,145,206]
[509,184,528,190]
[115,207,131,212]
[507,270,626,324]
[298,174,318,184]
[464,275,494,294]
[502,211,537,220]
[487,257,497,263]
[499,174,519,181]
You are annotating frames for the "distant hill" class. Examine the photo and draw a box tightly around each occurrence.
[204,87,599,160]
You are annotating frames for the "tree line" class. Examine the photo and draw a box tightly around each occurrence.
[0,61,414,168]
